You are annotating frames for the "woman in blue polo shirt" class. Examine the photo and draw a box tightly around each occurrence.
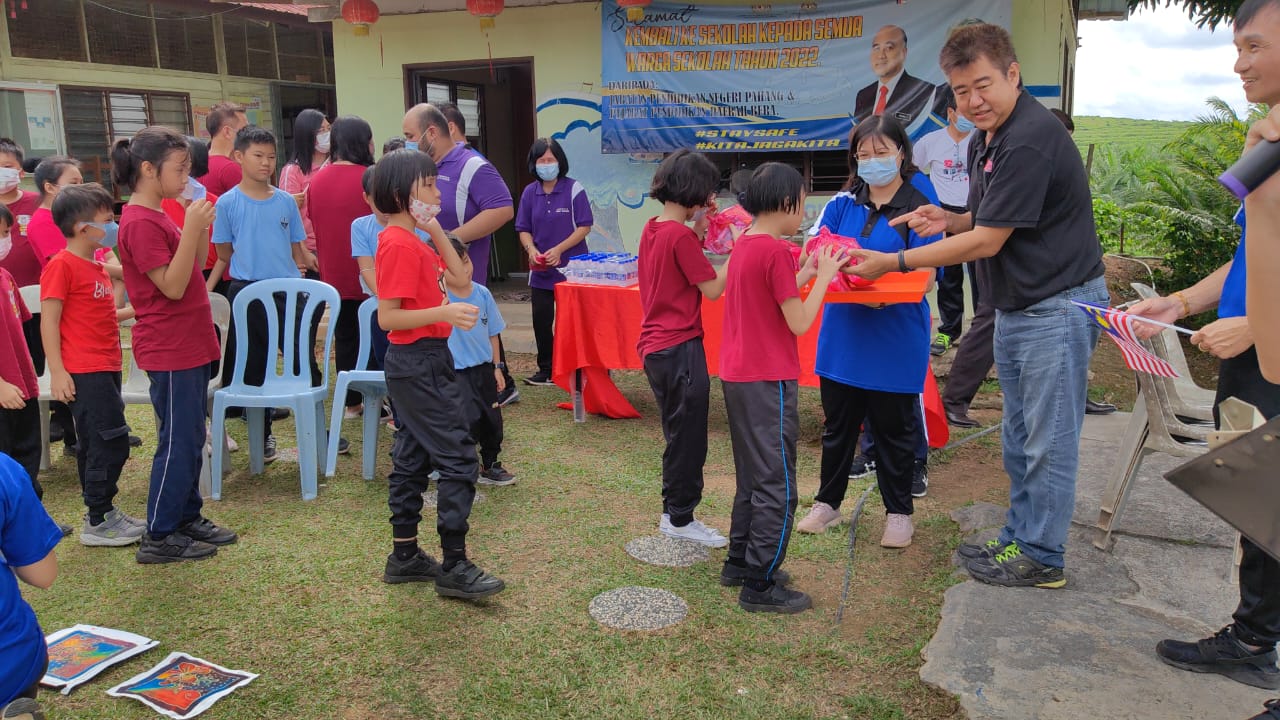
[514,138,593,386]
[795,115,941,549]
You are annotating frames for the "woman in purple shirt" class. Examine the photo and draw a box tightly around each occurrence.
[515,138,593,385]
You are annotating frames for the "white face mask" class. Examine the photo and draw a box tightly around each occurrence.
[410,197,441,226]
[0,234,10,261]
[316,131,331,154]
[0,167,19,194]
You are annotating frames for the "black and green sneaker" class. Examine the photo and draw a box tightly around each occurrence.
[957,538,1006,561]
[965,542,1066,589]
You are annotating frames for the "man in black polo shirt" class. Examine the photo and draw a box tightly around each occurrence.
[848,22,1108,589]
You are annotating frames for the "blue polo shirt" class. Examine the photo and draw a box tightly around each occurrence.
[0,452,62,705]
[1220,207,1247,319]
[812,181,942,394]
[515,177,594,290]
[350,214,430,296]
[212,186,305,281]
[446,282,505,369]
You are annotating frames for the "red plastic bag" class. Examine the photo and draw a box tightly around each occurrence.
[704,204,753,255]
[804,227,872,289]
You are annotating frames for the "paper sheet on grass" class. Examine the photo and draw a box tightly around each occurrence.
[106,652,257,719]
[41,625,159,695]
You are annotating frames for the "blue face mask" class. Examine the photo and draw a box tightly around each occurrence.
[535,163,559,181]
[856,155,900,188]
[405,140,419,152]
[86,221,119,249]
[955,115,976,133]
[181,176,207,202]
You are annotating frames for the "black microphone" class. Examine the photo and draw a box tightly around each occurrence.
[1220,138,1280,200]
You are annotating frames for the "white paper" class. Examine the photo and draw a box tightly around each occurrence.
[107,652,258,719]
[41,624,159,695]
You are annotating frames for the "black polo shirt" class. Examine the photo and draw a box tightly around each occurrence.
[967,90,1104,311]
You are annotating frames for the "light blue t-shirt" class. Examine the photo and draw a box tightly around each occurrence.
[446,283,505,369]
[212,186,305,281]
[350,213,430,296]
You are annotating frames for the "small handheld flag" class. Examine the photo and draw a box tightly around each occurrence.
[1071,300,1180,378]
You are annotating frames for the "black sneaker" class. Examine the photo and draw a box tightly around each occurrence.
[136,531,218,564]
[911,460,929,498]
[478,464,517,486]
[338,437,351,455]
[1156,626,1280,690]
[383,549,443,584]
[1248,699,1280,719]
[179,517,238,546]
[128,435,143,448]
[738,583,812,614]
[63,444,78,458]
[1,697,45,720]
[271,407,291,421]
[720,562,791,587]
[848,454,875,480]
[523,371,555,386]
[496,385,520,407]
[965,542,1066,588]
[57,522,74,537]
[435,560,505,599]
[957,538,1006,561]
[263,434,278,464]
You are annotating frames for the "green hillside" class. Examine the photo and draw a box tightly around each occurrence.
[1072,116,1192,154]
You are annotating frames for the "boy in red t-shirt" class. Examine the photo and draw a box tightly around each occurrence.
[42,183,145,548]
[636,150,730,552]
[720,163,846,614]
[371,149,504,599]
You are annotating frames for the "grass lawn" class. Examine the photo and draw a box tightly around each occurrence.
[25,360,996,720]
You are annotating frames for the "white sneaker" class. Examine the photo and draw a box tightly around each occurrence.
[344,404,363,420]
[796,501,843,534]
[659,514,729,548]
[225,433,239,453]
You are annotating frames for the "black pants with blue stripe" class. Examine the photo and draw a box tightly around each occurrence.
[724,379,798,584]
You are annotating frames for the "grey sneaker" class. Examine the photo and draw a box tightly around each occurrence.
[1,697,45,720]
[263,434,278,464]
[478,464,516,486]
[80,508,145,547]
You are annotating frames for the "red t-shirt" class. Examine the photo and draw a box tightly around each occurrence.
[39,250,120,373]
[25,207,65,268]
[637,218,717,358]
[0,267,37,399]
[117,204,220,372]
[161,193,226,279]
[375,225,450,344]
[719,233,802,382]
[306,164,369,299]
[198,155,242,197]
[0,191,43,287]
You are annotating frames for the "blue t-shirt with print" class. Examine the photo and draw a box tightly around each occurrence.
[812,182,942,394]
[1219,207,1247,319]
[0,452,61,705]
[212,186,305,281]
[446,283,506,369]
[350,214,429,296]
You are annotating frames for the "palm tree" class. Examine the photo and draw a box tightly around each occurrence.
[1126,1,1242,29]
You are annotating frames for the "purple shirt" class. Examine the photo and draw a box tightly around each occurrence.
[434,143,513,285]
[515,177,593,290]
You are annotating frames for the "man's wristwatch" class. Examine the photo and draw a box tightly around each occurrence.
[495,362,506,370]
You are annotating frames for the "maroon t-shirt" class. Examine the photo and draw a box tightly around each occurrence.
[198,154,242,197]
[117,204,220,372]
[0,267,37,399]
[636,218,717,358]
[719,232,801,382]
[306,163,368,299]
[0,191,43,287]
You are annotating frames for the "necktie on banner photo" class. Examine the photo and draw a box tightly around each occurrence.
[874,85,888,116]
[1069,300,1182,378]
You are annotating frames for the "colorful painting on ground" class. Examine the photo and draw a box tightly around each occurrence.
[106,652,258,719]
[41,625,159,695]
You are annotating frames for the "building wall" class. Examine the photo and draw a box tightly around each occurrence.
[333,0,1078,254]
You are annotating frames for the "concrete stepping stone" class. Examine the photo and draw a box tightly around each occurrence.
[589,587,688,631]
[624,535,710,567]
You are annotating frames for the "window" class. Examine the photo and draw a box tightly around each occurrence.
[416,80,485,148]
[6,1,87,62]
[275,24,326,84]
[62,88,191,192]
[84,0,157,69]
[154,4,217,74]
[710,150,849,195]
[223,16,278,80]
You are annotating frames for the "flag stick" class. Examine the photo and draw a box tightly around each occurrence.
[1069,300,1195,336]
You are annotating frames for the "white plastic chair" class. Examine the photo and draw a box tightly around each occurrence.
[325,297,386,480]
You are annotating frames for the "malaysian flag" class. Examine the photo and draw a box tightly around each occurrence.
[1071,301,1180,378]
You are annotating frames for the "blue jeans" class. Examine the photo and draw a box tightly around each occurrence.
[145,364,210,538]
[994,276,1106,568]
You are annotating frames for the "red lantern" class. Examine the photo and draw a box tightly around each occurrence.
[341,0,380,36]
[467,0,504,30]
[617,0,650,22]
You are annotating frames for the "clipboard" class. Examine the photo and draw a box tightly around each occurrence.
[1164,412,1280,562]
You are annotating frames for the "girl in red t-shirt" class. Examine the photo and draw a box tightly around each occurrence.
[111,126,236,565]
[369,147,504,600]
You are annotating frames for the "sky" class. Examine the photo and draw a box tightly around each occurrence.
[1076,6,1250,120]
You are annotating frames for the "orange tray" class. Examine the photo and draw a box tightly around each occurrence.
[808,268,933,304]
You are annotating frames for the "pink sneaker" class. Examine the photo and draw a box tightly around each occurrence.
[880,513,914,548]
[796,501,842,534]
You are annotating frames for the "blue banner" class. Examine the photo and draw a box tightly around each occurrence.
[601,0,1011,153]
